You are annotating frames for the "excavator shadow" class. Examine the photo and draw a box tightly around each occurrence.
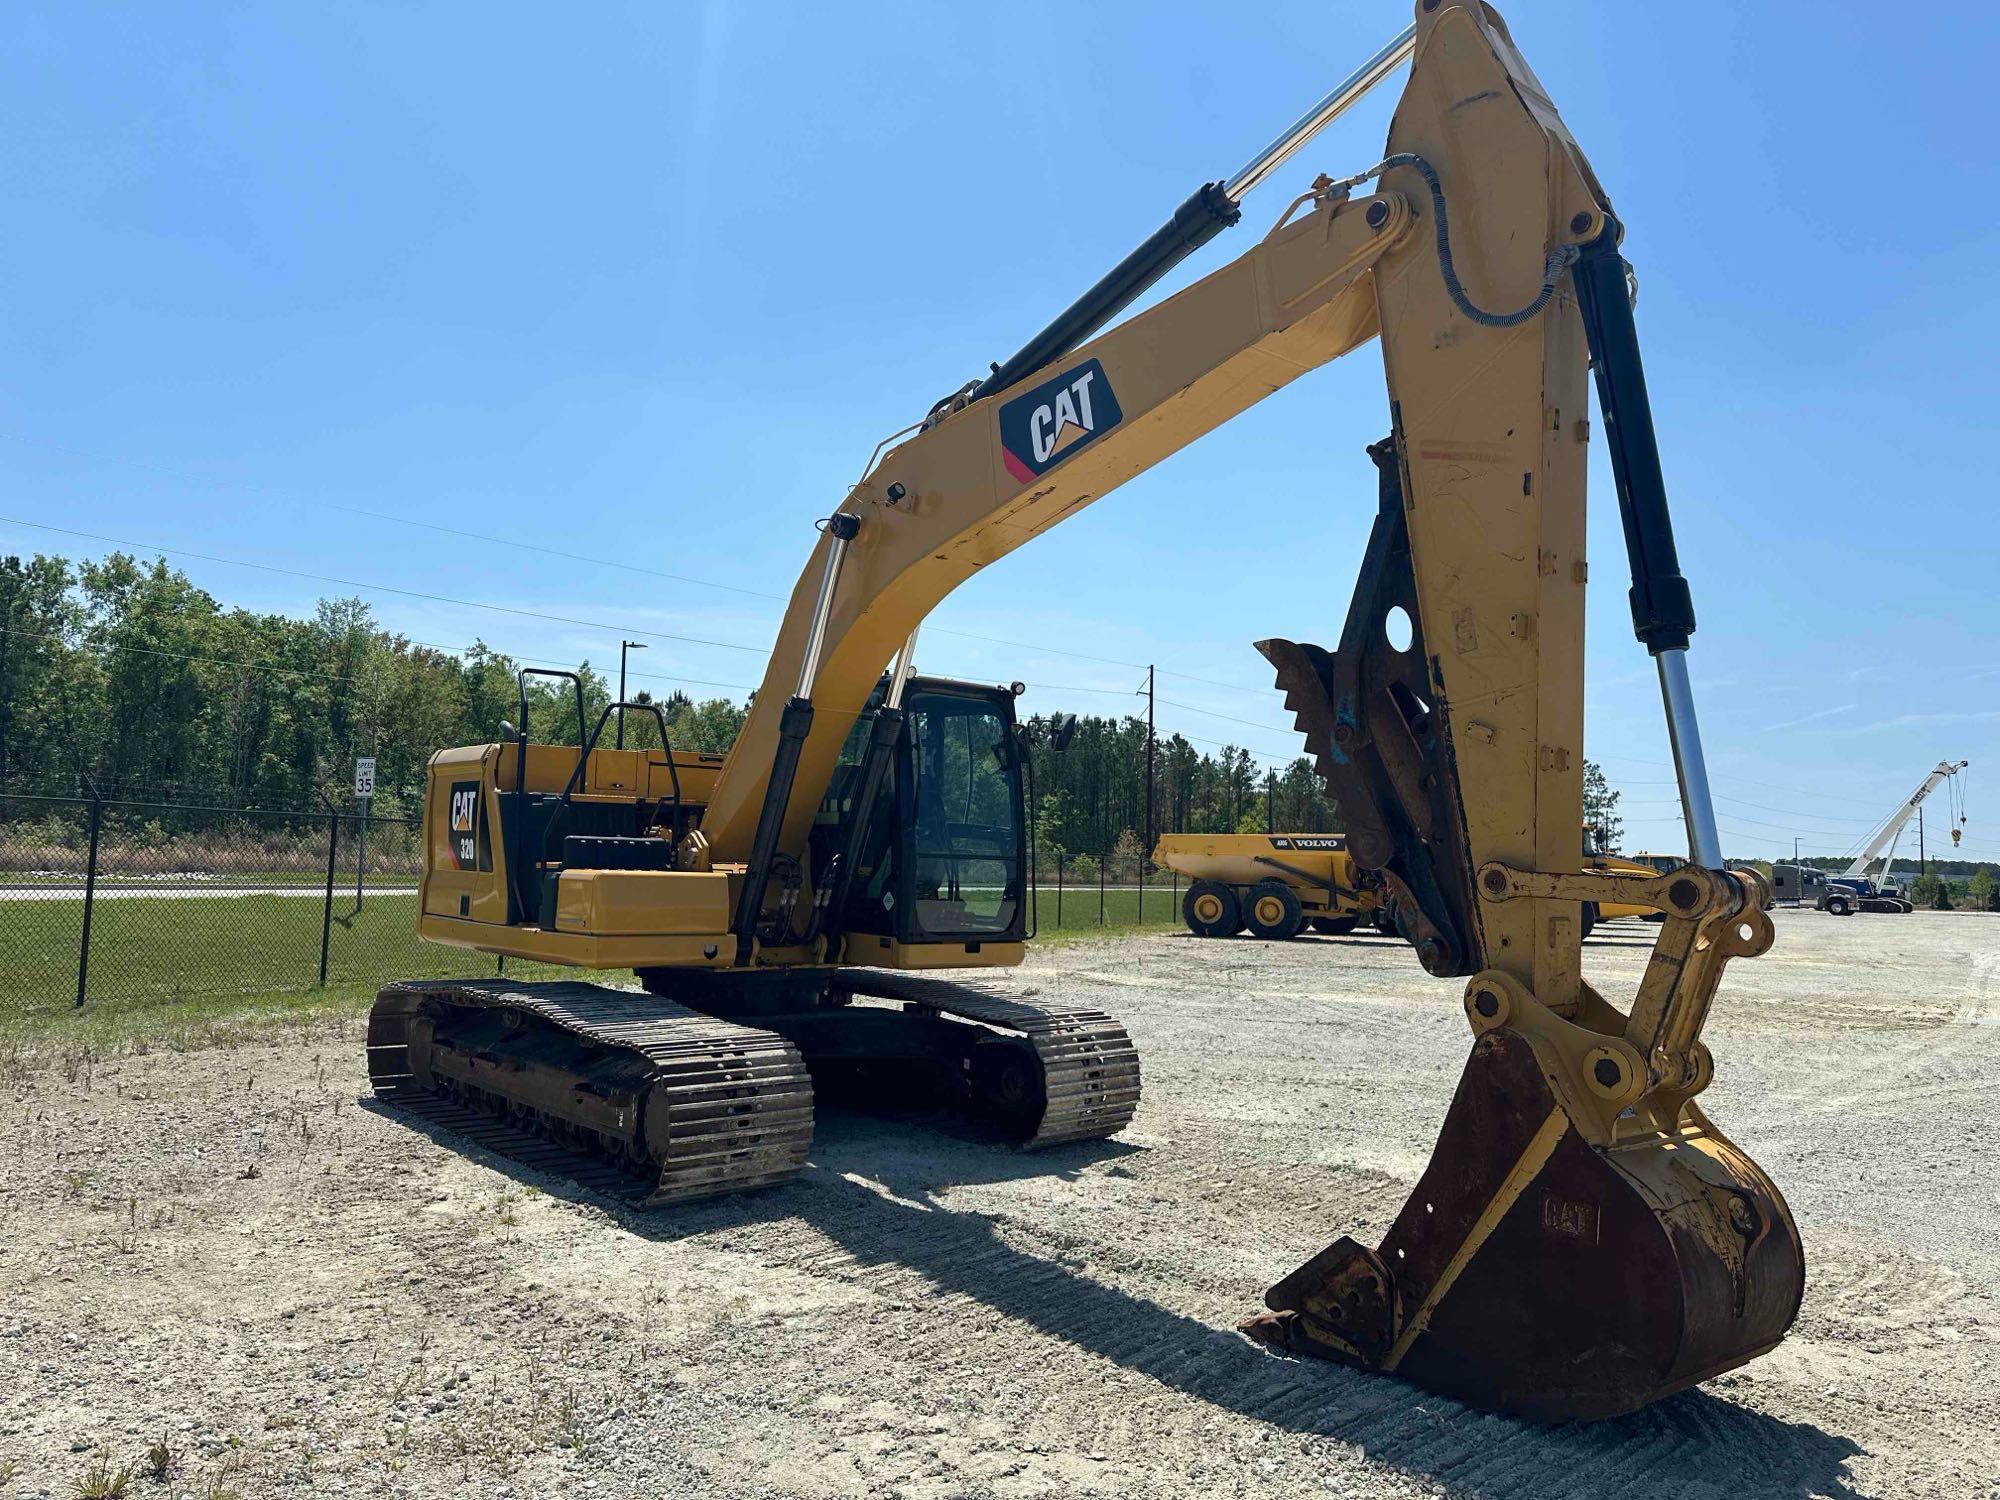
[358,1093,1144,1235]
[362,1101,1861,1496]
[782,1123,1866,1498]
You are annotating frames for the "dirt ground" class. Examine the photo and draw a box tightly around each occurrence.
[2,909,1996,1499]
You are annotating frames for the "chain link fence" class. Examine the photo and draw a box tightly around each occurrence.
[0,791,1190,1023]
[1031,853,1183,935]
[0,790,505,1020]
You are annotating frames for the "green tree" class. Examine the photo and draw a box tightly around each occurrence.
[0,554,84,787]
[1931,872,1956,910]
[1912,864,1952,909]
[1968,866,1997,912]
[1582,759,1622,849]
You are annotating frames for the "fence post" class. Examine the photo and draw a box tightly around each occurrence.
[74,788,104,1009]
[1056,856,1063,930]
[1098,850,1106,926]
[318,801,339,986]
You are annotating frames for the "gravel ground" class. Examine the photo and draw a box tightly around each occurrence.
[1,909,1995,1499]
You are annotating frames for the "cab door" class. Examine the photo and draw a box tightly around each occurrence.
[897,686,1027,943]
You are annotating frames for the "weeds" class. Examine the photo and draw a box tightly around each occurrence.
[112,1197,139,1255]
[143,1432,178,1481]
[72,1451,135,1498]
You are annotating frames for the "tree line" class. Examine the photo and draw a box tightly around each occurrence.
[0,552,741,816]
[0,552,1339,861]
[30,549,1879,886]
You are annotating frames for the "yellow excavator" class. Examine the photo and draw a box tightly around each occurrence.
[366,2,1802,1421]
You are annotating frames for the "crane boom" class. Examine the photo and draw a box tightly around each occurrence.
[1844,760,1969,880]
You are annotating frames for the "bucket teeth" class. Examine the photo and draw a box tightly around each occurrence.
[1255,637,1340,777]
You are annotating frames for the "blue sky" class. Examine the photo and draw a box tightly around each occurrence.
[4,2,1997,867]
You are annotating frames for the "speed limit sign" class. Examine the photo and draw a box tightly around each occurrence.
[354,757,377,798]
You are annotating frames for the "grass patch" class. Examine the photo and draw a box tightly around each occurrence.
[1029,884,1185,939]
[1032,919,1182,950]
[0,883,1179,1059]
[0,891,573,1056]
[0,892,499,1017]
[1,982,372,1059]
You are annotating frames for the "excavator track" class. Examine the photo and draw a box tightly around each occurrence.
[367,978,814,1204]
[826,970,1141,1146]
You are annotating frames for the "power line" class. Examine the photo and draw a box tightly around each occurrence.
[1594,753,1893,813]
[297,498,1283,696]
[0,616,1295,767]
[1157,696,1300,735]
[14,513,1959,813]
[0,621,345,684]
[0,516,775,656]
[0,619,760,699]
[5,511,1294,704]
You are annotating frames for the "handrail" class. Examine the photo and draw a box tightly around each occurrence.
[556,701,685,853]
[513,669,588,792]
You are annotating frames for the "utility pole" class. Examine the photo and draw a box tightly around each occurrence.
[617,639,647,748]
[1267,769,1276,833]
[1919,804,1926,869]
[1144,666,1155,869]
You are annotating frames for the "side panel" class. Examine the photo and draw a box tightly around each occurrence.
[552,869,734,937]
[422,745,511,925]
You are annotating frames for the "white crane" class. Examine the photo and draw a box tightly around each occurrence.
[1843,759,1969,892]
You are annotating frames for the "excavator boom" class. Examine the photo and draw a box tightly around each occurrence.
[369,1,1803,1421]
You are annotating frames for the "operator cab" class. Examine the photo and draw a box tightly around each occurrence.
[816,674,1029,949]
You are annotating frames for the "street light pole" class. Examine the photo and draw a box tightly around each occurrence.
[617,639,647,748]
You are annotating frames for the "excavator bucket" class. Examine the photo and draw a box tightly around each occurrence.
[1243,1022,1804,1422]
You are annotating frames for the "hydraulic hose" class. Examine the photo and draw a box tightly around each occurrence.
[1327,152,1581,328]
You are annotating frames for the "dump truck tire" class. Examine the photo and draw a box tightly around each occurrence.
[1581,901,1598,939]
[1183,880,1242,937]
[1311,915,1360,936]
[1245,880,1304,941]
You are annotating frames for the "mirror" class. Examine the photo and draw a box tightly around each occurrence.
[1050,712,1079,753]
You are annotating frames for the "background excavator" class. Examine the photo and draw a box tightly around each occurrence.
[366,1,1804,1422]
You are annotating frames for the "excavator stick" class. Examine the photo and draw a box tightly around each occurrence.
[1252,446,1804,1418]
[1254,529,1806,1419]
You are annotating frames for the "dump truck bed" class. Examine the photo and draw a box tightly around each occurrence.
[1152,834,1381,940]
[1153,833,1356,889]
